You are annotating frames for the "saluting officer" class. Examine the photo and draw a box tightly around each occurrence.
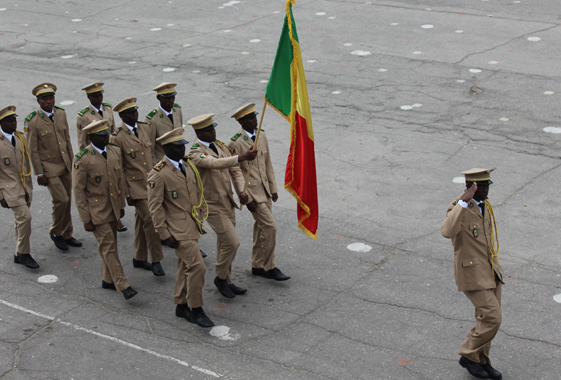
[76,82,116,150]
[72,120,137,300]
[228,103,289,281]
[25,83,82,251]
[0,106,38,269]
[145,82,183,164]
[147,128,214,328]
[441,168,504,380]
[188,114,257,299]
[111,98,165,276]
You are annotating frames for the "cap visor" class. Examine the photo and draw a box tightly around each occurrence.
[159,92,177,97]
[119,106,138,113]
[199,122,217,131]
[165,139,189,145]
[91,129,111,136]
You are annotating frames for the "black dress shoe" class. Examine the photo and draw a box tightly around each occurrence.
[252,267,267,277]
[229,283,247,295]
[122,287,138,300]
[200,249,207,258]
[117,225,128,232]
[51,234,68,250]
[161,239,167,246]
[132,259,153,271]
[482,364,502,380]
[175,304,193,322]
[191,307,214,328]
[214,276,235,298]
[14,254,39,269]
[266,267,291,281]
[65,237,82,247]
[459,356,489,379]
[101,280,116,290]
[152,262,165,276]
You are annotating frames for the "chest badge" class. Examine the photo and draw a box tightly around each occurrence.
[244,135,249,141]
[172,191,178,199]
[4,158,10,165]
[95,176,101,183]
[473,228,479,238]
[200,153,207,158]
[130,152,136,158]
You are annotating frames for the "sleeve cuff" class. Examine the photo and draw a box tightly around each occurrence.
[458,200,468,208]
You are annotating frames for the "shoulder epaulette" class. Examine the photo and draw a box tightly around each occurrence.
[78,107,90,117]
[108,142,119,147]
[102,102,112,108]
[25,111,36,122]
[173,103,181,108]
[230,132,241,141]
[190,142,200,149]
[154,161,166,171]
[54,105,65,110]
[75,148,88,159]
[146,109,157,120]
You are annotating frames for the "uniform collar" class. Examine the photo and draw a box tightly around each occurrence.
[159,104,172,116]
[1,130,14,142]
[91,143,107,155]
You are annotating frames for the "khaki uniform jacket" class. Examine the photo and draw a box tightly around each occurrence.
[441,197,503,292]
[145,104,183,163]
[76,103,116,150]
[188,140,245,210]
[25,107,73,178]
[0,132,33,206]
[109,122,154,200]
[147,157,203,241]
[228,129,277,203]
[72,143,125,225]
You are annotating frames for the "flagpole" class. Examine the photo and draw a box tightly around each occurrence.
[240,101,267,209]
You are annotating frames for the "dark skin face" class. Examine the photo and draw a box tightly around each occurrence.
[37,95,55,113]
[157,95,175,113]
[87,93,103,110]
[195,127,216,143]
[119,109,138,126]
[163,143,186,162]
[0,116,17,135]
[463,181,490,202]
[89,133,110,151]
[238,114,258,134]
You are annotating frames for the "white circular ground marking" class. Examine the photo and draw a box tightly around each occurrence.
[0,8,7,11]
[347,242,372,253]
[421,24,434,29]
[316,12,326,16]
[259,80,268,83]
[241,51,250,54]
[183,44,191,47]
[390,23,399,26]
[469,68,482,73]
[378,68,387,72]
[125,37,133,40]
[344,43,353,46]
[332,91,342,94]
[412,51,422,55]
[457,79,466,83]
[210,326,240,341]
[163,67,176,72]
[527,37,541,42]
[452,177,465,184]
[60,100,75,106]
[224,30,231,33]
[351,50,371,56]
[543,127,561,134]
[554,294,561,303]
[488,61,498,64]
[72,18,82,22]
[38,275,58,284]
[543,91,554,95]
[307,60,317,63]
[400,105,413,110]
[167,23,174,26]
[328,16,335,19]
[500,117,510,121]
[273,11,280,14]
[150,28,162,31]
[455,30,464,33]
[61,55,74,59]
[192,70,200,73]
[128,61,136,64]
[412,103,423,108]
[249,39,261,43]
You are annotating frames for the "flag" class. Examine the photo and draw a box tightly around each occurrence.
[265,0,318,239]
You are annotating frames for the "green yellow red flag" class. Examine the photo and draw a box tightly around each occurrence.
[265,0,318,239]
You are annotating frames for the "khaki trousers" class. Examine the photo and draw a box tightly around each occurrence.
[93,219,130,292]
[174,239,206,308]
[11,203,32,255]
[250,198,277,271]
[46,170,73,239]
[459,281,502,365]
[207,204,239,284]
[133,199,164,263]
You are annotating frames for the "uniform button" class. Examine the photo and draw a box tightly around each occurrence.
[141,152,144,155]
[470,262,473,264]
[59,142,61,145]
[133,177,135,179]
[95,199,98,202]
[111,193,113,196]
[110,183,112,185]
[143,163,146,165]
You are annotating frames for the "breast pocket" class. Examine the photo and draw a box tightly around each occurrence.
[468,223,480,239]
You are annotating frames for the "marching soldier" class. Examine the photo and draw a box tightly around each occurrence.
[25,83,82,251]
[145,82,183,164]
[0,106,38,269]
[73,120,138,300]
[188,114,257,299]
[441,168,504,380]
[76,82,127,233]
[147,128,214,328]
[111,98,165,276]
[228,103,290,281]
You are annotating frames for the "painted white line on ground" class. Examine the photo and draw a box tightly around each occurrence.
[0,299,224,379]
